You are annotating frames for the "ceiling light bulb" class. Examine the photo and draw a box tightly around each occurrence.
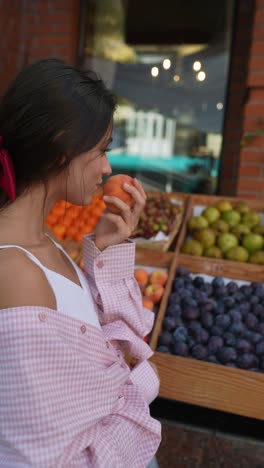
[196,71,206,81]
[193,61,201,71]
[151,66,159,77]
[173,74,180,82]
[217,102,223,110]
[163,59,171,70]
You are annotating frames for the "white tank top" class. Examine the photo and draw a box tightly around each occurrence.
[0,237,101,329]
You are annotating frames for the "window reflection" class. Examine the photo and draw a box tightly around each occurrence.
[82,0,235,194]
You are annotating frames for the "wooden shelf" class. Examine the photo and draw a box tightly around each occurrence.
[149,192,264,420]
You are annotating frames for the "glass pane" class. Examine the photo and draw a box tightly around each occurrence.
[82,0,235,194]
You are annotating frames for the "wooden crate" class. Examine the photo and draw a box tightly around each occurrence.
[135,249,174,329]
[134,192,190,252]
[149,253,264,421]
[177,193,264,269]
[135,249,174,339]
[123,249,174,368]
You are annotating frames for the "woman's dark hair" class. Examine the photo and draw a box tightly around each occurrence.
[0,58,117,204]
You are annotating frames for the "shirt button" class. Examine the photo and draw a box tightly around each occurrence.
[96,260,104,269]
[38,312,47,322]
[106,341,110,349]
[80,325,86,334]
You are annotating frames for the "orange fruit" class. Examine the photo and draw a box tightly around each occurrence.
[52,224,66,240]
[73,231,84,242]
[46,213,58,226]
[64,225,78,240]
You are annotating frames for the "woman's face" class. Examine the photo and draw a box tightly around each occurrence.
[59,124,113,205]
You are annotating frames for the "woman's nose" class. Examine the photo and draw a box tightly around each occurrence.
[102,154,112,176]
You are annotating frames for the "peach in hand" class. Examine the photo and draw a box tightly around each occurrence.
[103,174,135,214]
[144,284,165,304]
[149,269,168,286]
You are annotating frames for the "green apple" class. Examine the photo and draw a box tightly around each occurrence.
[217,233,238,253]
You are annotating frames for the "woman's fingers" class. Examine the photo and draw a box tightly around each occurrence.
[132,178,147,200]
[102,181,146,236]
[123,182,145,213]
[94,180,147,250]
[103,195,131,215]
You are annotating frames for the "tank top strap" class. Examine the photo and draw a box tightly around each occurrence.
[45,233,63,251]
[45,233,85,285]
[0,244,45,269]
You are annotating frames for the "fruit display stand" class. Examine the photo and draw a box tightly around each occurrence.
[135,248,174,270]
[47,191,264,421]
[132,192,189,252]
[150,253,264,420]
[179,193,264,267]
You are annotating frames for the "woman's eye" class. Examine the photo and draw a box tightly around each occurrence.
[101,148,111,155]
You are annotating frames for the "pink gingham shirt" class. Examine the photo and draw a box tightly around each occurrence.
[0,235,161,467]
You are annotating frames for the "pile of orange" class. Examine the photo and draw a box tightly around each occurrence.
[46,196,105,242]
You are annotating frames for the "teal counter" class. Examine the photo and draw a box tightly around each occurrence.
[108,153,218,177]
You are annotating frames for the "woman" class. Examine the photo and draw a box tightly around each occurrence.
[0,59,161,467]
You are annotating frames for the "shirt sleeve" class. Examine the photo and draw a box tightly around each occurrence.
[0,309,161,467]
[83,234,160,404]
[83,234,155,361]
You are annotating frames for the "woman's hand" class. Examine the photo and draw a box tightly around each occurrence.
[94,178,146,251]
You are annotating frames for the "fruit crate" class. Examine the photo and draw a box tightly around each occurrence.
[177,193,264,269]
[133,192,189,252]
[149,253,264,421]
[135,249,174,330]
[118,248,175,368]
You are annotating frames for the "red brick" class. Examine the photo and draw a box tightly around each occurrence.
[53,23,74,34]
[38,35,71,46]
[250,41,264,55]
[241,134,264,147]
[244,102,264,117]
[248,71,264,87]
[249,56,264,70]
[240,149,264,163]
[254,8,264,23]
[238,178,264,191]
[237,191,259,199]
[241,129,264,148]
[243,117,264,132]
[26,23,55,35]
[239,164,263,177]
[252,26,264,40]
[51,3,75,12]
[28,50,56,61]
[256,0,264,8]
[249,89,264,101]
[44,12,74,23]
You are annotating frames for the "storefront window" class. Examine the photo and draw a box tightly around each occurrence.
[82,0,235,193]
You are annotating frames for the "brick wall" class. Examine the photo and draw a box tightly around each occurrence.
[237,0,264,198]
[0,0,22,95]
[217,0,255,196]
[0,0,80,96]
